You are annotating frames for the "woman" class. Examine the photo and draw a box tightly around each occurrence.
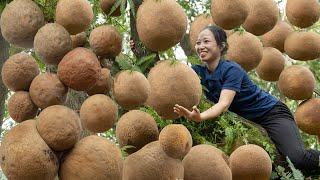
[173,25,320,175]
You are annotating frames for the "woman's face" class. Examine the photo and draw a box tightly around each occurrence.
[195,29,222,63]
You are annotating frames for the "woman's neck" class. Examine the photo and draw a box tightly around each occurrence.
[206,58,220,73]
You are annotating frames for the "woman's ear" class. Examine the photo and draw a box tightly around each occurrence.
[220,42,226,51]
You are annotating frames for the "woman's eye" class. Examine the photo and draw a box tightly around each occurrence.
[196,41,200,45]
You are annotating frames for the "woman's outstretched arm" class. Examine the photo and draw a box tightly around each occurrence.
[174,89,236,122]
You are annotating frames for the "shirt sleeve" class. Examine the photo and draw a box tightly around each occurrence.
[222,65,244,93]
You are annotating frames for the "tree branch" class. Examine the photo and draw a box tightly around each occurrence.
[0,28,10,135]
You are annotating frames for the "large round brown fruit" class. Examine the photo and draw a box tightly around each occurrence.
[256,47,285,82]
[80,94,118,133]
[0,0,44,48]
[122,141,184,180]
[1,52,39,91]
[55,0,94,35]
[146,60,202,120]
[0,120,59,180]
[86,68,112,95]
[101,0,121,16]
[189,14,214,52]
[37,105,82,151]
[116,110,159,153]
[113,70,150,110]
[183,144,232,180]
[261,21,294,53]
[59,135,122,180]
[29,73,68,109]
[286,0,320,28]
[57,47,101,91]
[34,23,72,65]
[284,31,320,61]
[229,144,272,180]
[278,65,315,100]
[8,91,38,123]
[226,31,263,71]
[211,0,249,30]
[71,32,87,48]
[89,25,122,58]
[295,98,320,135]
[242,0,278,36]
[136,0,187,51]
[159,124,192,159]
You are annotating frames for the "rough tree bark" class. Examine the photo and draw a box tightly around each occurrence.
[129,0,159,68]
[0,29,9,135]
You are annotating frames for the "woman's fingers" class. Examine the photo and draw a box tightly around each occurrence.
[192,106,200,114]
[174,104,191,115]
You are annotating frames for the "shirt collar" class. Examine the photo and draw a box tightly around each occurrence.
[203,59,224,81]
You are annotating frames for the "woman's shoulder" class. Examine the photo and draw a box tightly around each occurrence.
[221,59,245,72]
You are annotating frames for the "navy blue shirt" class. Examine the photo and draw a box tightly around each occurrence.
[192,59,279,121]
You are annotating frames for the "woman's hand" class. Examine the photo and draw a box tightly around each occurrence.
[173,104,202,122]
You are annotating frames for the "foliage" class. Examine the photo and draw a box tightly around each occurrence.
[271,157,304,180]
[0,0,320,178]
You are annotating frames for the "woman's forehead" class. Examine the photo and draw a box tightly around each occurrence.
[198,29,215,39]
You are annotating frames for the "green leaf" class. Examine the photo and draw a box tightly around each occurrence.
[136,53,157,66]
[138,54,158,73]
[120,0,127,15]
[187,55,202,65]
[115,55,133,70]
[286,157,304,180]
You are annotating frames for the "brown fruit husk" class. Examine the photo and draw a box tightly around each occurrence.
[34,23,72,65]
[80,94,118,133]
[136,0,187,51]
[89,25,122,58]
[229,144,272,180]
[286,0,320,28]
[261,21,294,53]
[211,0,249,30]
[1,52,39,91]
[159,124,192,159]
[113,70,150,110]
[0,0,44,48]
[100,0,121,16]
[7,91,38,123]
[277,65,315,100]
[116,110,159,153]
[86,68,112,96]
[295,98,320,135]
[284,31,320,61]
[226,32,263,71]
[243,0,279,36]
[29,73,68,109]
[0,120,59,180]
[122,141,184,180]
[57,47,101,91]
[146,60,202,120]
[71,32,87,48]
[59,135,122,180]
[256,47,285,82]
[55,0,94,35]
[37,105,82,151]
[183,144,232,180]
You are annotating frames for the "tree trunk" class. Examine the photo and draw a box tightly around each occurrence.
[129,0,159,71]
[0,29,9,135]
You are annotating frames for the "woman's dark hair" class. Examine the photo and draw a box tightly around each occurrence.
[202,25,229,55]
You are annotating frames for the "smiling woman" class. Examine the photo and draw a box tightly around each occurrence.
[173,25,320,176]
